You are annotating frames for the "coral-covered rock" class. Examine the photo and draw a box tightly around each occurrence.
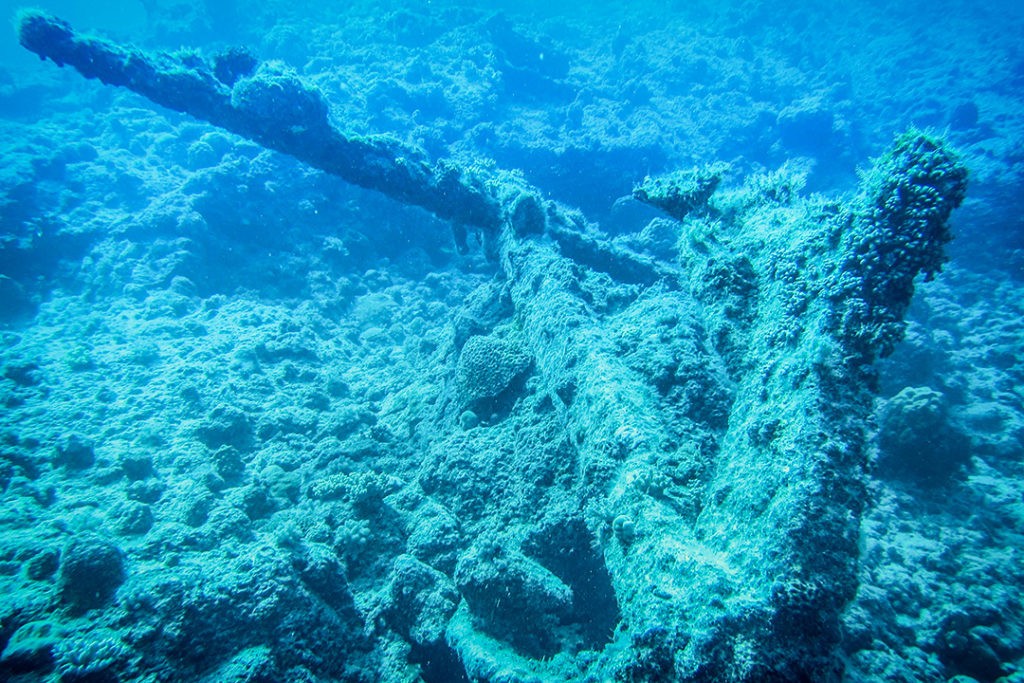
[876,386,970,482]
[56,536,125,614]
[53,434,95,470]
[197,405,253,452]
[633,163,726,221]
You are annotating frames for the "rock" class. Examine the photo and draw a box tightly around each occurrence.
[455,543,573,658]
[0,620,57,673]
[380,555,459,647]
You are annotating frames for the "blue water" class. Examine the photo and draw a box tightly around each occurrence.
[1,1,1022,681]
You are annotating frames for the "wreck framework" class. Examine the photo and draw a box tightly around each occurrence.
[19,12,967,681]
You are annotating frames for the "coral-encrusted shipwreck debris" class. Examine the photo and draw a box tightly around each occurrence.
[19,11,968,682]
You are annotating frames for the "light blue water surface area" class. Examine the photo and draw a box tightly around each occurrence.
[1,1,1022,681]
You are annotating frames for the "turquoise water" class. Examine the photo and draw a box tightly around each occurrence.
[1,1,1022,681]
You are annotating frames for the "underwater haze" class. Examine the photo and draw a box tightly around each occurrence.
[1,0,1023,681]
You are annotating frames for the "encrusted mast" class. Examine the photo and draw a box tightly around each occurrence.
[17,11,669,284]
[20,11,966,681]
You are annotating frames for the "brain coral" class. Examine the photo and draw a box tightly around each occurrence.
[455,335,532,407]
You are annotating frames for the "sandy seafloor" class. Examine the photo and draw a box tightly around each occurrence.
[0,0,1023,681]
